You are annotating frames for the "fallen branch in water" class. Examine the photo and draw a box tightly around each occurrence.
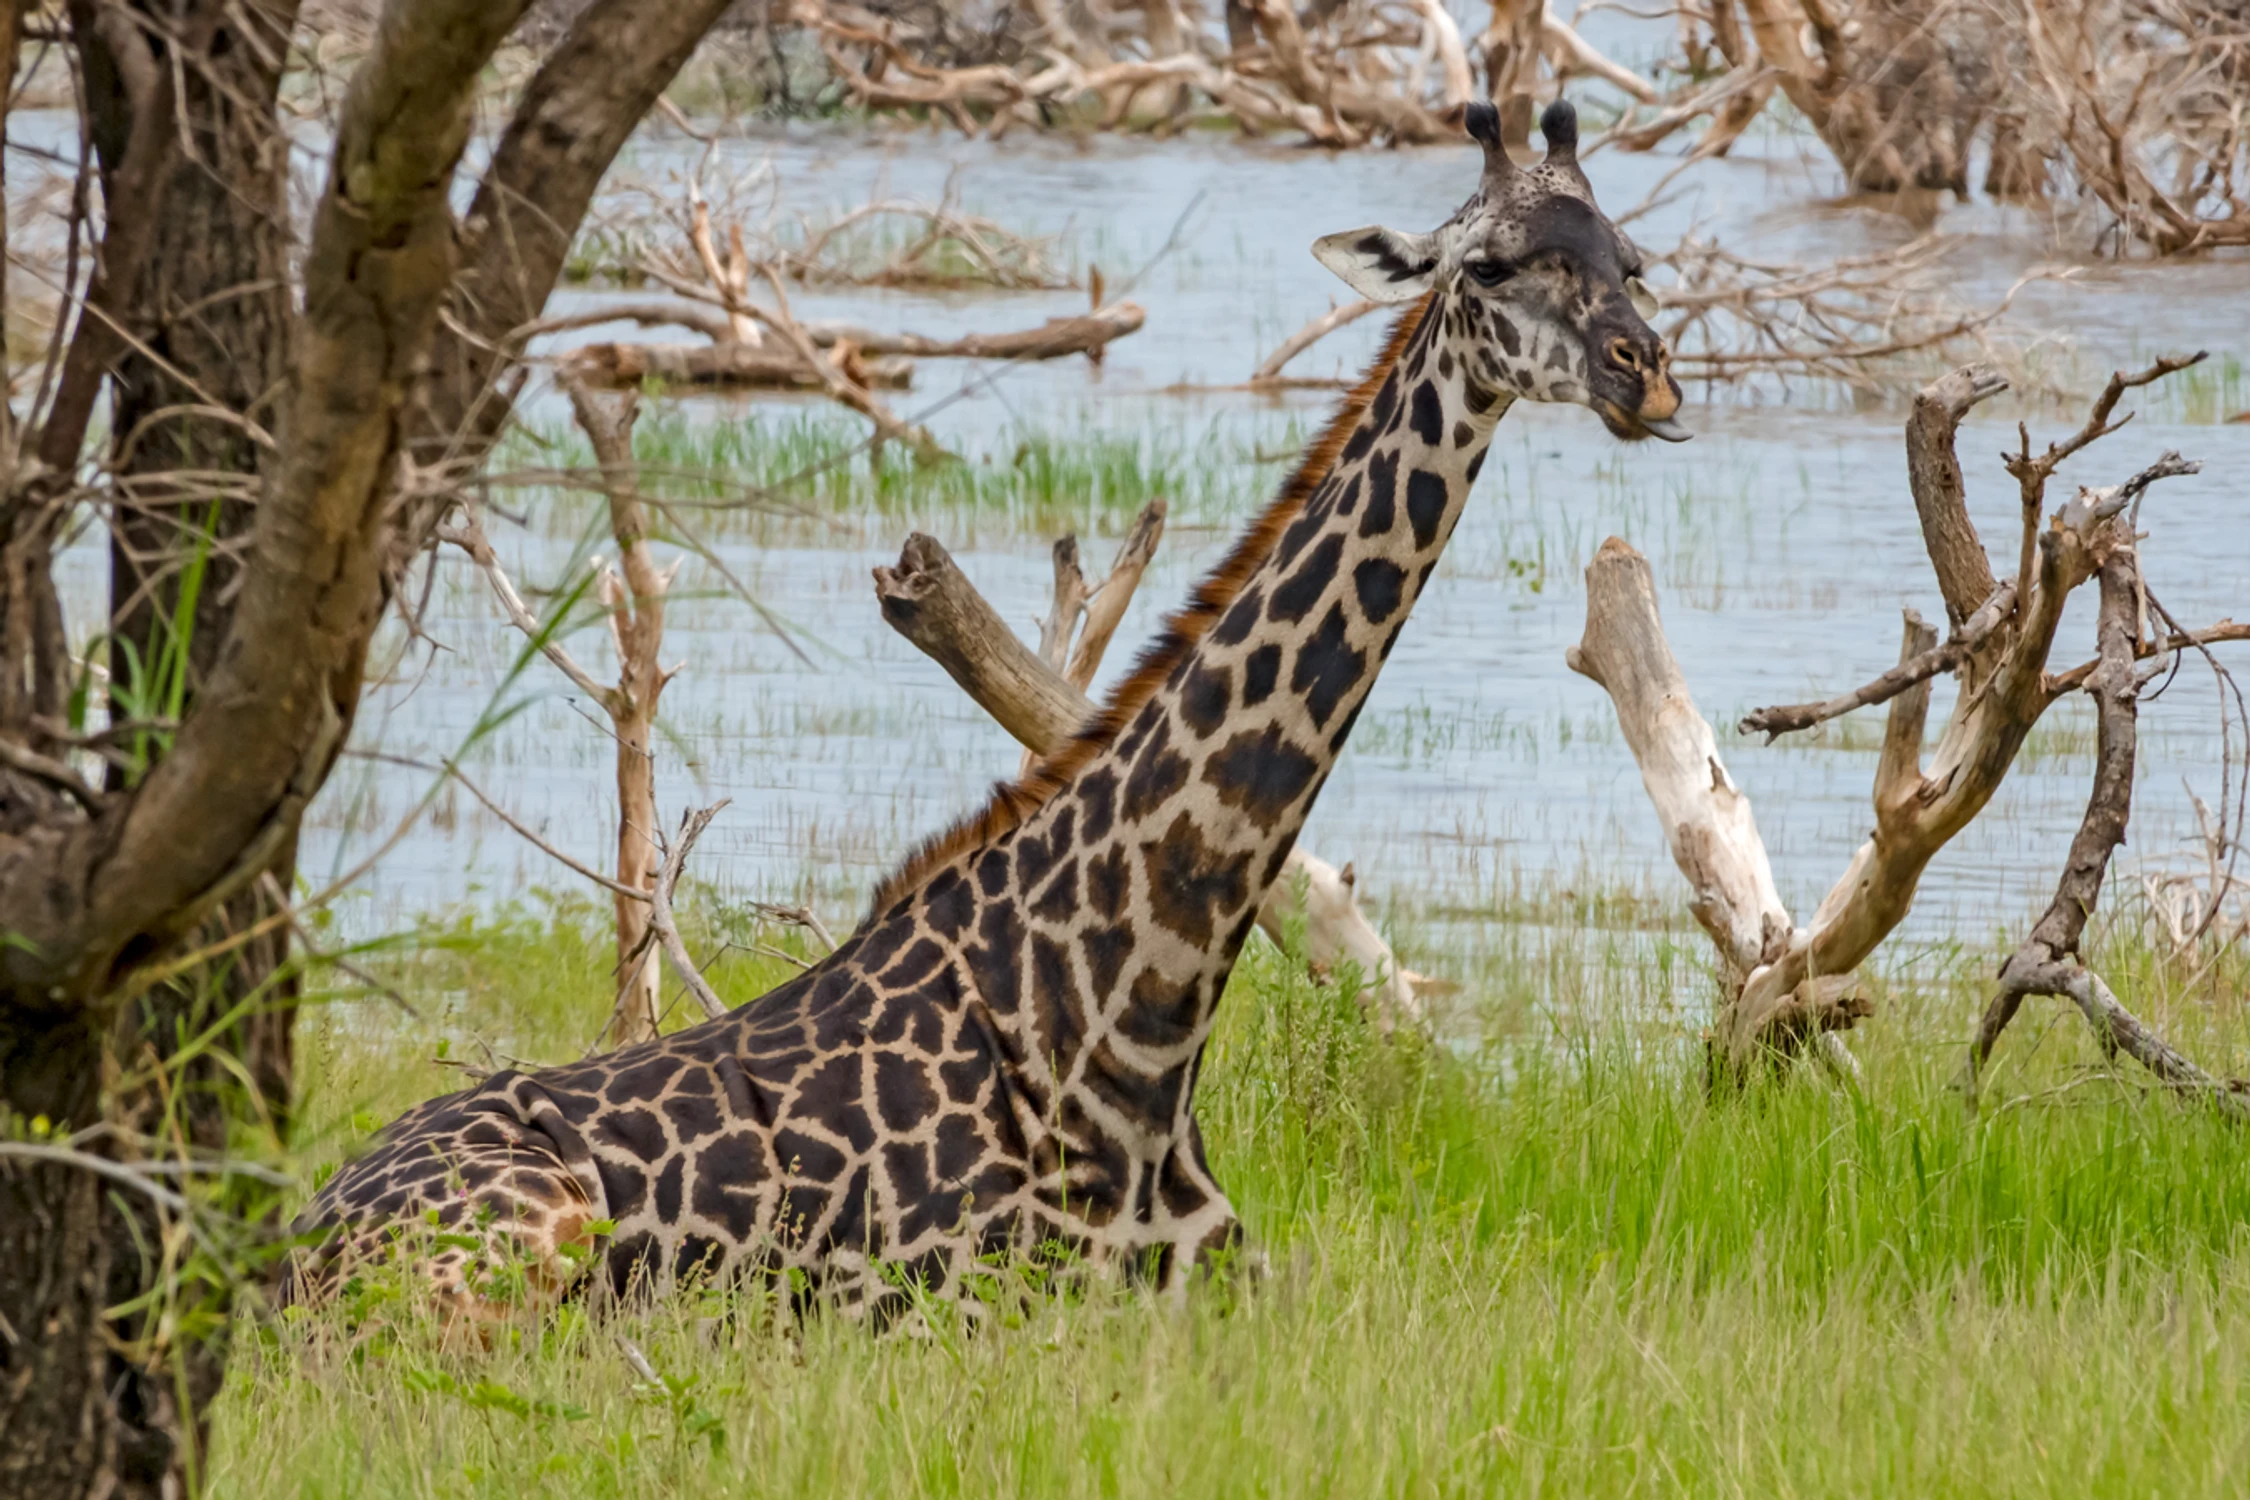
[548,303,1144,390]
[1250,298,1382,388]
[562,340,914,391]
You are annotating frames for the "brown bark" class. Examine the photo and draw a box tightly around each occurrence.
[82,3,306,1484]
[0,3,535,1492]
[1903,363,2006,627]
[414,0,740,468]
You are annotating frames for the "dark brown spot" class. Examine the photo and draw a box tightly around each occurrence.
[1409,380,1444,445]
[1081,923,1133,998]
[1121,717,1191,821]
[1203,724,1321,821]
[1179,661,1232,739]
[1031,934,1085,1070]
[1079,769,1119,842]
[1211,586,1266,647]
[1406,468,1449,549]
[1087,845,1129,920]
[1270,533,1343,624]
[874,1051,940,1133]
[924,869,974,937]
[1358,450,1398,538]
[1290,604,1367,729]
[1241,643,1281,705]
[1354,557,1406,624]
[1031,857,1080,922]
[1140,813,1252,949]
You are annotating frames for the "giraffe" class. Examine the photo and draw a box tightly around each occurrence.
[285,99,1685,1324]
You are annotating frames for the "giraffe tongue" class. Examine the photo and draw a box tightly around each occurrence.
[1639,417,1692,443]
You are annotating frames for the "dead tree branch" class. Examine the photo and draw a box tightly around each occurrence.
[1574,356,2217,1076]
[1741,586,2014,738]
[440,376,683,1046]
[1251,299,1382,387]
[1963,547,2246,1118]
[646,801,732,1026]
[556,303,1142,390]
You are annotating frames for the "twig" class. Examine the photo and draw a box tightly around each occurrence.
[1741,585,2015,739]
[616,1333,662,1383]
[650,801,732,1022]
[743,900,837,954]
[0,736,104,810]
[443,758,651,903]
[1251,299,1381,385]
[436,511,613,705]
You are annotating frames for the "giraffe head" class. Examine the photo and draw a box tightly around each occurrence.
[1312,99,1688,443]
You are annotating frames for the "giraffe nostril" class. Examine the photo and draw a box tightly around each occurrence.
[1605,337,1641,373]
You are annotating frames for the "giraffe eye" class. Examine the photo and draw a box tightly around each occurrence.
[1465,258,1515,289]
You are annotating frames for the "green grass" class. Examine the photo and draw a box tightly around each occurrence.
[492,407,1295,539]
[210,892,2250,1497]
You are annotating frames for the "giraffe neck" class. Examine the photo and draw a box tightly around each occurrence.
[944,292,1509,1144]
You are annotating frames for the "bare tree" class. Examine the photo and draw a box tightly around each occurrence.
[1569,355,2245,1082]
[1609,0,2249,253]
[0,0,734,1489]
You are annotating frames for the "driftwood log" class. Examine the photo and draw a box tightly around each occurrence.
[564,341,914,391]
[557,304,1145,391]
[1572,356,2237,1087]
[872,522,1443,1026]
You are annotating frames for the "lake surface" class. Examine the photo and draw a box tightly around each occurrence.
[30,78,2250,997]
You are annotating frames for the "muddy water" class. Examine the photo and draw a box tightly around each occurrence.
[35,99,2250,975]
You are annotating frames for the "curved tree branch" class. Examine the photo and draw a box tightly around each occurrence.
[0,0,537,1005]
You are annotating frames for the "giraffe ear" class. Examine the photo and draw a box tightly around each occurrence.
[1312,226,1439,303]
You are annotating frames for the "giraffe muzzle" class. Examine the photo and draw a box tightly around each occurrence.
[1598,333,1690,442]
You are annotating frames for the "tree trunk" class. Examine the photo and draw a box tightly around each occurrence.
[5,3,300,1491]
[0,0,540,1489]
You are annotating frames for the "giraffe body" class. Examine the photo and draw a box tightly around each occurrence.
[288,100,1683,1320]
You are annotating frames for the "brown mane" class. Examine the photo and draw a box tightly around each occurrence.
[866,294,1436,917]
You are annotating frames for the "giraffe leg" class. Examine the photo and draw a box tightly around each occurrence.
[1150,1123,1251,1298]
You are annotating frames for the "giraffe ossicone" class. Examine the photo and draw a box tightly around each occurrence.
[285,97,1686,1326]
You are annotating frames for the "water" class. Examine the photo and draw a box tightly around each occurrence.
[28,87,2250,975]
